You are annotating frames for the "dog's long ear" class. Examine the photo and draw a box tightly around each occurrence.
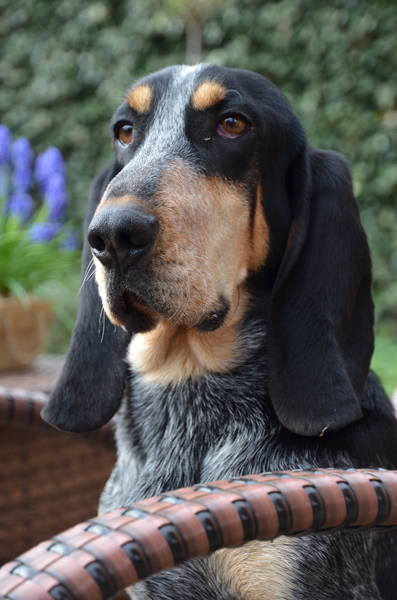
[41,161,132,433]
[267,148,374,437]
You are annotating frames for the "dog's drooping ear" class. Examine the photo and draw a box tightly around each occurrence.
[41,161,132,433]
[267,148,374,437]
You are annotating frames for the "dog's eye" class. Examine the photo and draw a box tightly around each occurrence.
[217,116,248,138]
[116,123,133,146]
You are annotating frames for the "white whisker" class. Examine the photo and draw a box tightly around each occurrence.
[99,306,106,343]
[79,258,96,294]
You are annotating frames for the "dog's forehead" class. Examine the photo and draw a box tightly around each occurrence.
[129,64,226,113]
[122,64,294,136]
[131,66,210,154]
[108,65,300,198]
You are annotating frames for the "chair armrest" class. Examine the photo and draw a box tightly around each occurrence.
[1,469,397,600]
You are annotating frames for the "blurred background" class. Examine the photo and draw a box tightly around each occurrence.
[1,0,396,392]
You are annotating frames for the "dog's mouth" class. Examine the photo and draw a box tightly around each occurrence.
[112,290,159,334]
[193,298,230,332]
[108,286,230,335]
[120,290,139,314]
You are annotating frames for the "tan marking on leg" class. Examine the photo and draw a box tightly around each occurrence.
[249,182,270,273]
[127,84,153,114]
[191,81,227,111]
[128,286,250,384]
[209,539,297,600]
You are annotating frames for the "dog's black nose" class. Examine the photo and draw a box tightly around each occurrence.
[87,205,158,269]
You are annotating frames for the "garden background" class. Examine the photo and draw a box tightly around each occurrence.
[1,0,396,392]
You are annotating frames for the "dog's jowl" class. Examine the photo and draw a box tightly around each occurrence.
[44,65,397,599]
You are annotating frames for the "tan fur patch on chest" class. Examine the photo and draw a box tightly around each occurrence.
[209,539,298,600]
[128,289,249,385]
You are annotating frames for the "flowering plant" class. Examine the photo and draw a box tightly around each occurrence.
[0,124,79,299]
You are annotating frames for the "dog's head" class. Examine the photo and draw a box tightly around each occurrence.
[86,65,300,335]
[43,64,374,436]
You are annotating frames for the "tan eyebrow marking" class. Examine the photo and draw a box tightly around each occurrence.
[191,81,227,111]
[127,84,153,114]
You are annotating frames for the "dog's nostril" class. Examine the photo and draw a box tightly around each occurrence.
[114,212,158,253]
[89,234,106,253]
[119,232,146,251]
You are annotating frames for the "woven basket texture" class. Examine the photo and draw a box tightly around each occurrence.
[0,424,115,564]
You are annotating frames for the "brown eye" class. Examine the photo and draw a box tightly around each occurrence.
[117,123,133,145]
[217,116,248,138]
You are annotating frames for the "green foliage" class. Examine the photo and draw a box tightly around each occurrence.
[0,214,79,299]
[0,208,80,353]
[159,0,225,21]
[0,0,396,330]
[372,331,397,397]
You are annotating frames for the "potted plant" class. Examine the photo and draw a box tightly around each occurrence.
[0,124,79,371]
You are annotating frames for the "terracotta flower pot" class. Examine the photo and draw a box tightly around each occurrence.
[0,296,52,371]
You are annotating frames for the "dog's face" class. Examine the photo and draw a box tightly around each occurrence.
[45,63,374,437]
[88,64,301,334]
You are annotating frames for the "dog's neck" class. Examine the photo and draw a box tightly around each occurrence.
[127,287,252,386]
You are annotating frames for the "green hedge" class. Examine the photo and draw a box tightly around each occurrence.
[1,0,396,323]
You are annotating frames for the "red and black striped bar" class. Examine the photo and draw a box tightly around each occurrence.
[1,469,397,600]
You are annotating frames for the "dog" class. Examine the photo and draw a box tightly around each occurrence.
[43,64,397,599]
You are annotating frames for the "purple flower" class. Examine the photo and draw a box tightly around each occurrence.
[12,167,33,193]
[12,138,34,192]
[12,138,34,168]
[44,173,68,221]
[29,222,61,243]
[35,147,66,193]
[0,125,12,166]
[61,229,79,250]
[6,192,34,222]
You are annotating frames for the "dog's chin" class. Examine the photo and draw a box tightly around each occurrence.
[106,290,231,335]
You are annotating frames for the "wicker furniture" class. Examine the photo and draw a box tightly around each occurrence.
[0,355,66,394]
[0,385,116,565]
[1,468,397,599]
[1,382,397,599]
